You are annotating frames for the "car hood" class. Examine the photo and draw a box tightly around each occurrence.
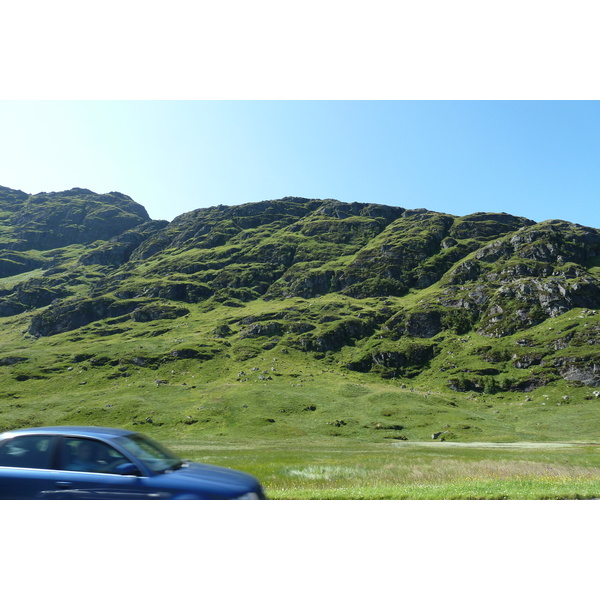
[152,461,263,498]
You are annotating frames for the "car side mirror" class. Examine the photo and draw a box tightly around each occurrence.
[115,462,141,476]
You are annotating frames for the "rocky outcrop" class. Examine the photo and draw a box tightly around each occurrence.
[130,304,190,323]
[555,357,600,386]
[476,276,600,337]
[297,316,380,352]
[27,295,191,336]
[27,296,141,337]
[111,281,213,303]
[78,220,168,267]
[4,188,150,251]
[240,321,283,339]
[347,342,437,378]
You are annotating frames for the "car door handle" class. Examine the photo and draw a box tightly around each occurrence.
[56,481,73,489]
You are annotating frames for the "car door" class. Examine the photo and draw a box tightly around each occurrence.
[0,435,61,499]
[40,436,169,499]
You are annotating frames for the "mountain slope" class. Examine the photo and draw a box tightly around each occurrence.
[0,186,598,440]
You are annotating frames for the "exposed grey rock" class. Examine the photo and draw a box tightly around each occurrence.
[405,311,442,338]
[240,321,283,338]
[131,304,190,323]
[556,358,600,386]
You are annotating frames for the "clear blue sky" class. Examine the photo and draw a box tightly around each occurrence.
[1,100,599,228]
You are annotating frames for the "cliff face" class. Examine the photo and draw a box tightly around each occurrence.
[0,187,151,276]
[1,186,599,393]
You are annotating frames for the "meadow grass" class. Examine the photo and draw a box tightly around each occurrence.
[166,438,600,500]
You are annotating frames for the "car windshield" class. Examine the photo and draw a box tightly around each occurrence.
[116,434,183,474]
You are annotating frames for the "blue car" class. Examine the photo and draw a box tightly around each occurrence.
[0,426,266,500]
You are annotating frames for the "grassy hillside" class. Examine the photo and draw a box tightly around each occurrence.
[1,292,598,444]
[0,187,598,498]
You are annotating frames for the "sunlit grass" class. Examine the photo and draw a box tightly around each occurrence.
[168,439,600,500]
[266,477,600,500]
[0,268,44,288]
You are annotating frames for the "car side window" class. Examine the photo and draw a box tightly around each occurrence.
[60,438,130,474]
[0,435,55,469]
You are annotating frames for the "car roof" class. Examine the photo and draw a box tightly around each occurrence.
[0,426,136,440]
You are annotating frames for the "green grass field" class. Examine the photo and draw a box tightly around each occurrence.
[166,438,600,499]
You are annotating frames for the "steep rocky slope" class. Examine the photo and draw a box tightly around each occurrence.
[0,186,151,277]
[1,186,599,398]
